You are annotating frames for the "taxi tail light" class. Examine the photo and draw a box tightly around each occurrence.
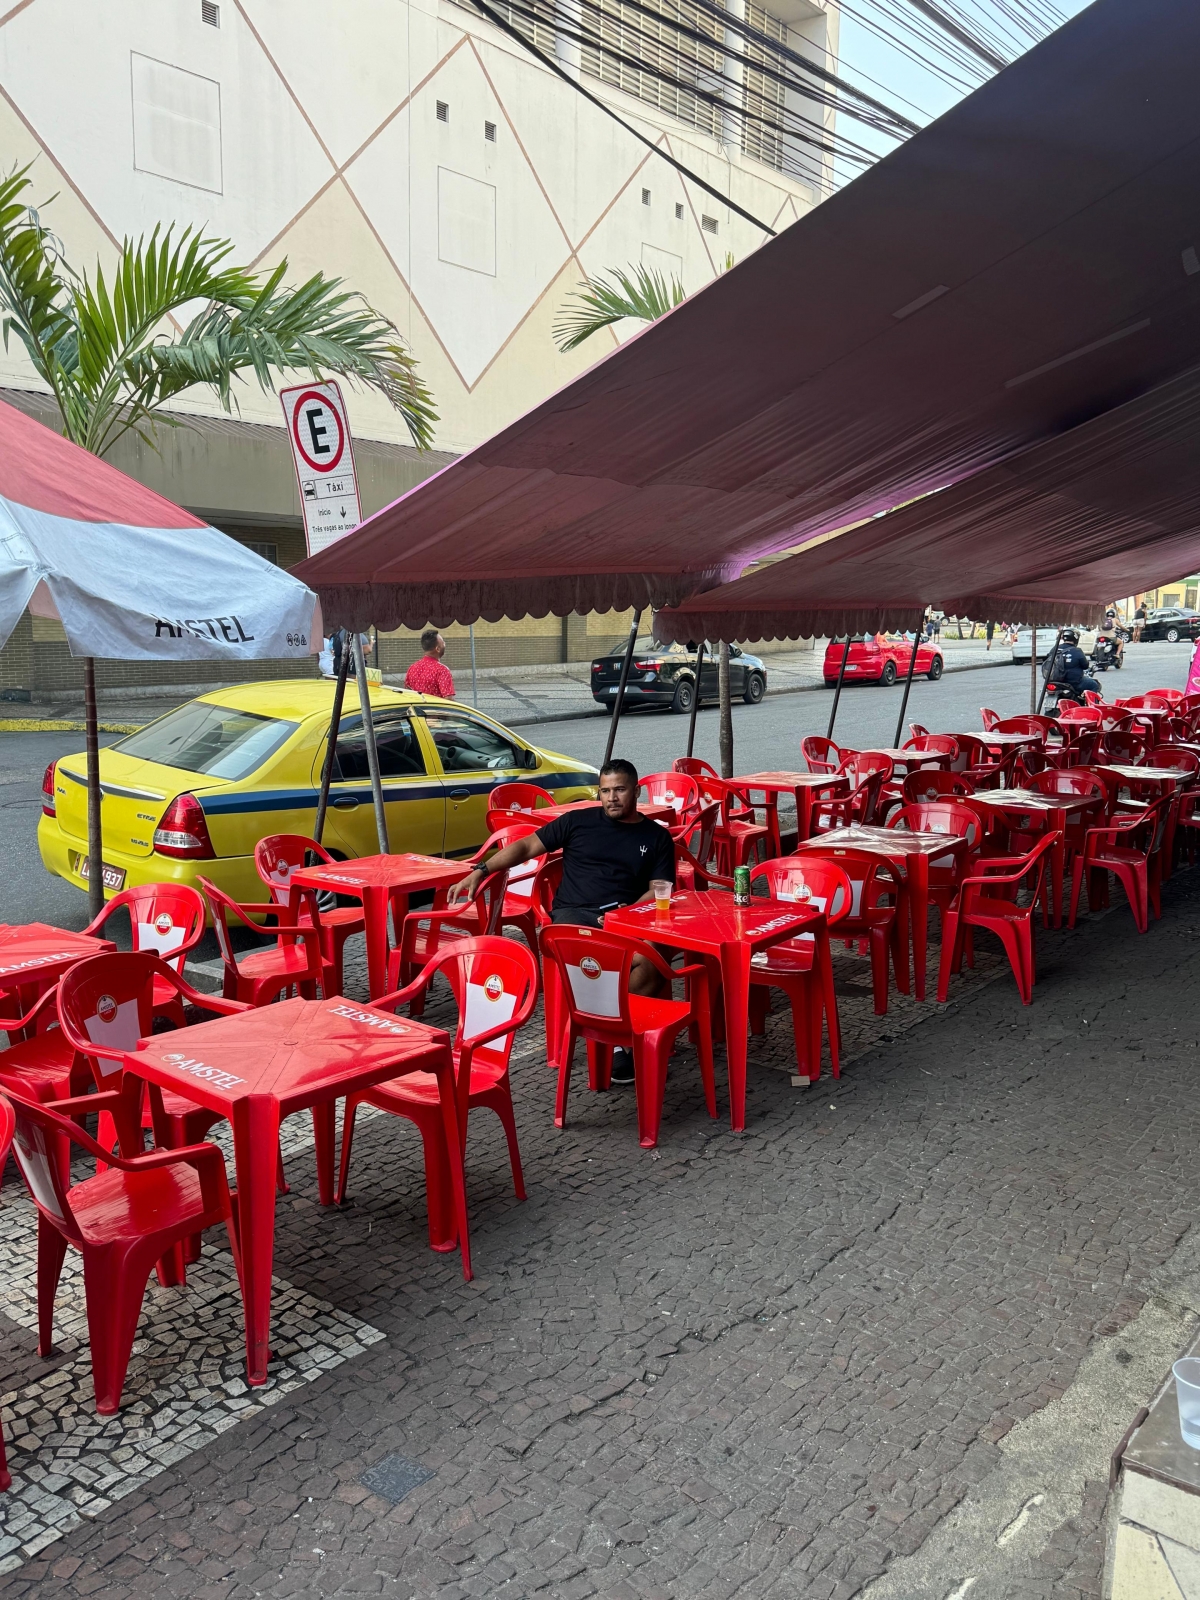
[153,793,215,859]
[41,760,56,816]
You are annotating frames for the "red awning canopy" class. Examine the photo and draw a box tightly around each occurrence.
[296,0,1200,632]
[653,365,1200,641]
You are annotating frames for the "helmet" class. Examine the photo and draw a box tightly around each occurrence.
[1061,629,1080,645]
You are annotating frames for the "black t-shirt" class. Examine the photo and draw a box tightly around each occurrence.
[536,807,675,912]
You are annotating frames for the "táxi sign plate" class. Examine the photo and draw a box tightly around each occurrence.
[280,380,363,557]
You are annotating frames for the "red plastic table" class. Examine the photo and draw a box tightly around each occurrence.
[860,747,953,772]
[1097,763,1191,789]
[0,923,115,1012]
[289,854,466,1000]
[795,824,967,1001]
[734,772,850,845]
[966,788,1090,926]
[124,996,464,1385]
[959,729,1042,753]
[604,890,822,1131]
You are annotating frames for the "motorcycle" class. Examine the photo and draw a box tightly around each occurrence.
[1090,634,1122,671]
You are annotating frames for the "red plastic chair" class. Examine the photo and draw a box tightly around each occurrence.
[1099,729,1148,765]
[199,878,330,1006]
[82,884,207,1026]
[1013,748,1051,785]
[952,734,1011,789]
[907,723,930,740]
[1146,746,1200,779]
[673,760,775,869]
[1057,704,1102,727]
[673,802,727,890]
[1028,770,1111,858]
[1118,691,1183,709]
[937,833,1057,1005]
[901,769,975,805]
[638,771,701,834]
[994,715,1055,741]
[464,824,544,958]
[1067,798,1170,933]
[801,736,844,776]
[979,709,1001,731]
[747,857,849,1081]
[487,781,556,816]
[388,870,509,1006]
[0,1096,10,1485]
[336,938,538,1241]
[539,925,715,1149]
[810,753,893,832]
[0,985,88,1135]
[3,1087,239,1414]
[797,846,906,1013]
[255,835,366,999]
[903,733,959,761]
[887,801,985,932]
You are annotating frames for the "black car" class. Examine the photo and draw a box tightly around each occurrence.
[1139,607,1200,643]
[590,639,767,713]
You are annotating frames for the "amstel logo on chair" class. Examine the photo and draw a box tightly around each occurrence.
[96,994,118,1024]
[154,912,174,935]
[580,956,603,980]
[483,972,505,1001]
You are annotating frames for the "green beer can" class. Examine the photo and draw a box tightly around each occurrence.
[733,865,751,906]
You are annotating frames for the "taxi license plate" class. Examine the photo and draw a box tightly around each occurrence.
[78,856,126,891]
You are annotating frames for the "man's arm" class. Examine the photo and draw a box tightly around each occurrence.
[448,831,546,902]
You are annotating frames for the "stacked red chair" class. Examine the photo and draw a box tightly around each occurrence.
[255,835,367,998]
[901,770,975,806]
[336,938,538,1245]
[2,1088,239,1414]
[540,925,714,1149]
[638,771,701,837]
[747,857,849,1082]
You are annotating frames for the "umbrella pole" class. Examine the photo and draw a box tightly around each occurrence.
[1036,627,1062,714]
[718,641,733,779]
[313,636,352,845]
[353,632,390,855]
[84,658,103,920]
[1030,627,1038,713]
[826,634,851,740]
[602,608,642,769]
[892,612,925,749]
[685,641,706,758]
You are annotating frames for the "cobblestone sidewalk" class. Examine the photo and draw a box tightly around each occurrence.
[2,874,1199,1597]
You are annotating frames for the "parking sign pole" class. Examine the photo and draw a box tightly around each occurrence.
[314,634,353,845]
[353,632,390,855]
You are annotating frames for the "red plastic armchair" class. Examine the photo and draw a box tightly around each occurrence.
[388,870,509,1007]
[336,938,538,1244]
[1098,729,1148,766]
[0,985,88,1133]
[979,709,1001,732]
[4,1087,239,1415]
[908,723,931,740]
[83,884,206,1027]
[937,832,1057,1005]
[199,878,330,1006]
[488,781,556,815]
[901,769,975,805]
[673,760,775,869]
[1067,798,1169,933]
[674,802,728,890]
[639,771,701,834]
[888,801,984,932]
[903,733,959,763]
[463,823,544,957]
[801,736,844,776]
[255,834,366,998]
[1028,770,1110,859]
[994,715,1055,741]
[539,925,715,1149]
[810,753,894,832]
[797,846,906,1013]
[747,857,849,1082]
[951,733,1012,789]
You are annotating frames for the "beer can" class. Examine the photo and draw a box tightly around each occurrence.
[733,865,751,905]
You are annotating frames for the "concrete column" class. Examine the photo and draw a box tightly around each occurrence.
[722,0,746,151]
[556,0,581,78]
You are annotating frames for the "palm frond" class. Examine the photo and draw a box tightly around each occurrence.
[553,264,685,352]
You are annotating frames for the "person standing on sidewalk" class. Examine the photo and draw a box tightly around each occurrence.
[405,628,455,698]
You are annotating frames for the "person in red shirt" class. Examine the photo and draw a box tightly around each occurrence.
[404,628,455,699]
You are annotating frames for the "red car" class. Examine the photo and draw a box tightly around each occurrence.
[822,634,945,687]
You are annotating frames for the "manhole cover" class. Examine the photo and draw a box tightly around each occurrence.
[359,1453,434,1504]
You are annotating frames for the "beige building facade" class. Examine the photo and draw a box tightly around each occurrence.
[0,0,836,694]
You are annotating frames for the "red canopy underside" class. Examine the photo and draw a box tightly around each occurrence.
[0,399,204,527]
[297,0,1200,632]
[654,365,1200,641]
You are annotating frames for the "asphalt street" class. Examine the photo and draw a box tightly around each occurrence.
[0,641,1188,931]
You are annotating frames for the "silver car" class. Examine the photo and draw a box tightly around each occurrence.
[1011,624,1096,663]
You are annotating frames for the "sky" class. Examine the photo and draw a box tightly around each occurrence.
[833,0,1098,180]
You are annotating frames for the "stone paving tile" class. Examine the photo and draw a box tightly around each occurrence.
[2,877,1195,1597]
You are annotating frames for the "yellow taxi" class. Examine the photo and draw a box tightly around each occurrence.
[38,680,599,906]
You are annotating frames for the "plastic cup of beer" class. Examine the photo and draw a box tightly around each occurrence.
[1175,1358,1200,1449]
[651,879,672,914]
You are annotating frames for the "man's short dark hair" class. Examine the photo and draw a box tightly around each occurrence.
[420,627,440,652]
[599,758,638,786]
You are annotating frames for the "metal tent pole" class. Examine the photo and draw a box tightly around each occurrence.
[1037,627,1063,714]
[314,635,353,845]
[826,634,851,740]
[685,640,706,758]
[892,613,925,749]
[469,624,479,708]
[718,641,733,779]
[353,632,390,854]
[602,608,642,768]
[1029,626,1038,713]
[83,658,103,920]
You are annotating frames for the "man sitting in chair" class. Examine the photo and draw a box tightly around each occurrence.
[450,757,674,1083]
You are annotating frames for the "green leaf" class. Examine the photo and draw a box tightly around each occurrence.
[553,263,686,352]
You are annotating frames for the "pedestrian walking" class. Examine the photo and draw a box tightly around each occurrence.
[1133,603,1147,643]
[986,620,995,651]
[405,628,455,698]
[1186,634,1200,696]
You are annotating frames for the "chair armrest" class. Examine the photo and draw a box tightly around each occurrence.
[1,984,62,1036]
[173,982,251,1016]
[374,969,435,1013]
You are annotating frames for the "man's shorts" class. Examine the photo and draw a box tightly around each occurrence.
[551,906,605,929]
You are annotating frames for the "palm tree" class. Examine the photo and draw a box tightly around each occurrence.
[0,165,437,456]
[553,263,685,352]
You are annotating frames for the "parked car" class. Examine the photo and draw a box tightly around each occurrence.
[590,639,767,712]
[1138,607,1200,643]
[38,681,599,907]
[1012,624,1097,663]
[822,634,944,687]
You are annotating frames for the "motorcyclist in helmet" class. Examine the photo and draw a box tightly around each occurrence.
[1047,628,1101,698]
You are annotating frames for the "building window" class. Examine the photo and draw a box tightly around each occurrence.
[484,120,497,141]
[742,3,786,171]
[131,54,223,193]
[201,0,220,25]
[580,0,725,141]
[436,100,449,123]
[243,541,278,565]
[702,214,718,233]
[490,0,557,56]
[641,187,651,205]
[675,202,684,220]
